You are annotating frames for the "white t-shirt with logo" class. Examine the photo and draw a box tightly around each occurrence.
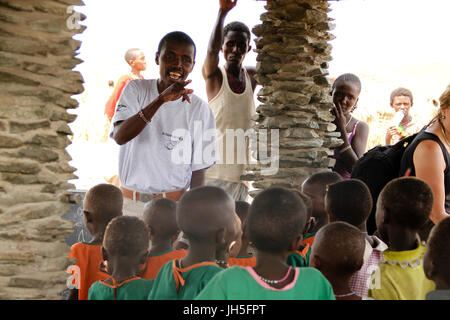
[111,79,217,194]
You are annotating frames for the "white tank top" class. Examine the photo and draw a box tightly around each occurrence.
[206,66,256,183]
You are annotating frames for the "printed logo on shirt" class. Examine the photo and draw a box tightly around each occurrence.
[162,131,184,150]
[116,104,127,112]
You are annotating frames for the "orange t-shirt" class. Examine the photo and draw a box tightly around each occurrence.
[67,242,109,300]
[141,249,187,280]
[104,74,134,121]
[228,255,256,268]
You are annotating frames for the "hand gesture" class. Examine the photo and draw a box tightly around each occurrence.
[331,101,347,133]
[220,0,237,12]
[160,80,194,104]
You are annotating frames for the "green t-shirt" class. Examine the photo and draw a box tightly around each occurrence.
[88,278,154,300]
[148,260,222,300]
[195,266,335,300]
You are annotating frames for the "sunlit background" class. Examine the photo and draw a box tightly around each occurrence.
[68,0,450,191]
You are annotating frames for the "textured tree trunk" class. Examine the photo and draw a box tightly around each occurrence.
[0,0,84,299]
[242,0,341,195]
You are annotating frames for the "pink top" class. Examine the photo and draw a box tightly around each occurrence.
[245,267,300,291]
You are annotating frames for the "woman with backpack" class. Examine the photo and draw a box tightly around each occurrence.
[400,84,450,240]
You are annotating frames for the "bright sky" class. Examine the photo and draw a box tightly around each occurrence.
[69,0,450,190]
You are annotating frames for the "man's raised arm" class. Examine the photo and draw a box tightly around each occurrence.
[202,0,237,81]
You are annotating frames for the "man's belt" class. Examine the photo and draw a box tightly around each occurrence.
[120,186,185,202]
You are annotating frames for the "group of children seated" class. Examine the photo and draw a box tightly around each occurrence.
[66,173,450,300]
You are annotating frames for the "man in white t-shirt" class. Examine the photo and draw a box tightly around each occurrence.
[110,31,217,217]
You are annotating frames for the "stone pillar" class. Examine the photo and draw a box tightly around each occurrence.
[243,0,341,194]
[0,0,84,299]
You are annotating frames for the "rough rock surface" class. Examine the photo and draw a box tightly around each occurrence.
[243,0,341,196]
[0,0,85,299]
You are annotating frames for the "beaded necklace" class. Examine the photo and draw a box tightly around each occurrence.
[257,266,292,285]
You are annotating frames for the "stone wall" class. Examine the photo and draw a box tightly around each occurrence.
[243,0,340,194]
[0,0,84,299]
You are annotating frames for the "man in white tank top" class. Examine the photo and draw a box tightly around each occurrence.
[202,0,259,201]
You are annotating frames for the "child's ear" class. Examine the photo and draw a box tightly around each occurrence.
[155,52,160,65]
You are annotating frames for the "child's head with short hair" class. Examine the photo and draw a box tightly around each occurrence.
[102,216,149,276]
[424,217,450,289]
[247,188,307,256]
[143,198,179,244]
[376,177,433,243]
[310,221,365,285]
[177,186,238,260]
[326,179,372,230]
[83,183,123,241]
[302,171,343,221]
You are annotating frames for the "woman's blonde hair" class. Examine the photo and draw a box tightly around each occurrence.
[439,84,450,111]
[428,84,450,126]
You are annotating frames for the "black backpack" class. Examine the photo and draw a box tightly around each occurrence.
[351,133,418,234]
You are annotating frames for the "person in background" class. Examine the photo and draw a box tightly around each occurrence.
[105,48,146,122]
[195,188,335,300]
[88,216,154,300]
[423,216,450,300]
[399,84,450,238]
[227,201,256,268]
[368,177,436,300]
[203,0,258,201]
[67,184,123,300]
[310,221,366,300]
[148,186,239,300]
[301,171,343,235]
[385,87,421,145]
[331,73,369,180]
[141,198,187,280]
[286,190,313,268]
[325,179,387,299]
